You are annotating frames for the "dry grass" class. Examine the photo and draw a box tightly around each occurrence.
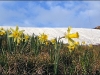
[0,42,100,75]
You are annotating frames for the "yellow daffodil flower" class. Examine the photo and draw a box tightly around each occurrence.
[67,45,75,52]
[65,32,79,39]
[67,32,79,38]
[74,41,79,46]
[64,26,79,52]
[24,34,29,42]
[50,38,56,44]
[38,33,48,44]
[0,27,6,36]
[67,41,79,52]
[45,41,49,45]
[65,27,79,44]
[9,26,25,45]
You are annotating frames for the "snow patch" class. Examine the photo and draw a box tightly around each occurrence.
[1,26,100,45]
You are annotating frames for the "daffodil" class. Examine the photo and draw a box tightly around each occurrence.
[67,41,79,51]
[64,27,79,44]
[38,33,48,44]
[45,41,49,45]
[64,26,79,52]
[65,30,79,39]
[81,41,85,45]
[65,26,79,38]
[50,38,56,44]
[9,26,25,45]
[67,32,79,38]
[0,27,6,36]
[24,34,29,42]
[67,45,75,52]
[74,41,79,46]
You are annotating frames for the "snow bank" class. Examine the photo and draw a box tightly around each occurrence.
[1,26,100,45]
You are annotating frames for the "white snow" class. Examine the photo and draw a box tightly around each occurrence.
[1,26,100,45]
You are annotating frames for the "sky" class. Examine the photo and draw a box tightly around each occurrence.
[0,1,100,28]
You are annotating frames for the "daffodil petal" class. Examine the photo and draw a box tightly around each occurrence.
[10,28,14,32]
[68,32,79,38]
[19,30,25,33]
[16,26,19,31]
[67,26,72,34]
[68,38,74,45]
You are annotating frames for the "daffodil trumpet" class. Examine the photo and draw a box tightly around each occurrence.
[66,32,79,38]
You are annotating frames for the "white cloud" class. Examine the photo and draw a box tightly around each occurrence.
[0,1,100,28]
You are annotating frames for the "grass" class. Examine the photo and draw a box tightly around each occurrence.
[0,26,100,75]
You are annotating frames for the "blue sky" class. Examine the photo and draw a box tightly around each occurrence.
[0,1,100,28]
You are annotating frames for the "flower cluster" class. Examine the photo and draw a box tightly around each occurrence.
[9,26,29,45]
[64,26,79,52]
[0,26,80,52]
